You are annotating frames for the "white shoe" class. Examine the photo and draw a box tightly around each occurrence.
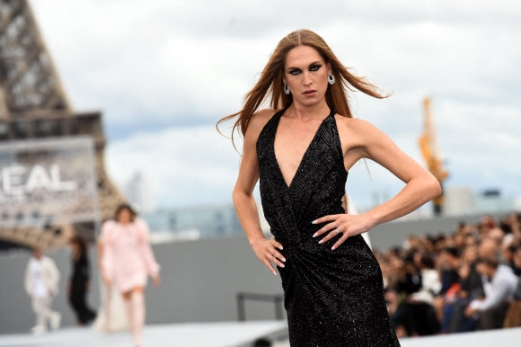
[50,312,61,330]
[31,325,47,335]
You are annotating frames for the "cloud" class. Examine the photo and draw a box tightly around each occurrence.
[28,0,521,209]
[105,125,244,208]
[31,1,521,128]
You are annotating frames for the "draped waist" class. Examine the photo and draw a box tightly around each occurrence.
[269,204,345,248]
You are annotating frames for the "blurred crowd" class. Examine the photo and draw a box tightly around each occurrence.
[376,213,521,337]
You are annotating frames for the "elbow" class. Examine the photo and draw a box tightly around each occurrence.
[431,178,442,199]
[232,187,248,209]
[232,187,241,207]
[426,176,442,201]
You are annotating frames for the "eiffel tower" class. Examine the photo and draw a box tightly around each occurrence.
[0,0,125,250]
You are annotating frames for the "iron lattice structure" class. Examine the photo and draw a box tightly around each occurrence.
[0,0,125,249]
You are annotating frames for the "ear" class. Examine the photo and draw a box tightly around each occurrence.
[327,62,332,75]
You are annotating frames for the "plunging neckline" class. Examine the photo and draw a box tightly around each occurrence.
[273,108,335,189]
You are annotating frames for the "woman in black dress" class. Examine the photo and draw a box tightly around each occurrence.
[68,236,96,325]
[219,29,441,346]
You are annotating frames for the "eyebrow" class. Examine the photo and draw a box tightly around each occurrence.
[287,61,322,70]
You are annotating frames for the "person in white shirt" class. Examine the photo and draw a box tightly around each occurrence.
[465,256,518,330]
[24,248,62,334]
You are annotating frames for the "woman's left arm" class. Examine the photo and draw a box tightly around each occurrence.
[314,119,441,249]
[137,219,161,286]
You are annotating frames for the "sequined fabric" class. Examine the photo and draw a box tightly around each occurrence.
[256,108,400,346]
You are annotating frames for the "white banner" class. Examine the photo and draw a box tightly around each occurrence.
[0,137,98,229]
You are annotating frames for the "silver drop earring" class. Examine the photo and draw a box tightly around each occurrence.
[328,74,335,85]
[284,82,290,95]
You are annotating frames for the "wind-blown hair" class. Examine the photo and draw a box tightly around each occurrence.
[217,29,389,146]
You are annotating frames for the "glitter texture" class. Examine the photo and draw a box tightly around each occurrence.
[256,108,401,346]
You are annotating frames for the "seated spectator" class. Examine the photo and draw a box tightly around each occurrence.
[390,256,422,337]
[459,246,484,300]
[401,254,441,336]
[397,255,422,296]
[438,247,461,297]
[512,247,521,277]
[503,274,521,328]
[479,237,499,259]
[465,257,518,330]
[432,247,461,329]
[503,244,517,269]
[444,246,484,333]
[410,254,441,304]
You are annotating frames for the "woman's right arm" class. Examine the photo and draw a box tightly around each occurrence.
[98,221,114,285]
[232,110,286,275]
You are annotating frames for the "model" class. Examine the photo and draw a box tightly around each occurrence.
[24,248,61,334]
[68,236,97,325]
[99,204,160,347]
[218,29,441,346]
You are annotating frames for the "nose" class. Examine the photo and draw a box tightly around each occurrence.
[302,71,312,86]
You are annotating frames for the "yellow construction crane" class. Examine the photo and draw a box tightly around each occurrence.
[419,97,448,216]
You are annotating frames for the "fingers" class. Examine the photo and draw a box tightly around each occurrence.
[266,242,286,269]
[262,258,278,276]
[254,239,286,276]
[331,233,349,250]
[318,228,340,245]
[312,214,339,226]
[268,251,286,268]
[269,242,286,261]
[272,240,284,251]
[312,216,340,238]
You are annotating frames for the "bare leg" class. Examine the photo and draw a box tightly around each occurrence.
[104,285,112,332]
[123,287,145,347]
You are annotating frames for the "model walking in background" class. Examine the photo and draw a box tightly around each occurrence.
[219,29,441,346]
[24,248,61,334]
[99,204,160,347]
[68,236,97,326]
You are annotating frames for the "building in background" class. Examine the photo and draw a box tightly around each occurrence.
[123,172,155,213]
[0,1,125,251]
[444,187,474,215]
[473,189,517,215]
[444,186,518,216]
[142,201,270,241]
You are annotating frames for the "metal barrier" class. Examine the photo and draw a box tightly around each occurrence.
[236,292,285,321]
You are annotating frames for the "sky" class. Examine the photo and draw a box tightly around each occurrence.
[29,0,521,211]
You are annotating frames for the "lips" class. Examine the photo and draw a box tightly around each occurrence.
[303,90,317,96]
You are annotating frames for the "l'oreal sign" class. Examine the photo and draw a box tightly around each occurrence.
[1,164,76,196]
[0,137,98,228]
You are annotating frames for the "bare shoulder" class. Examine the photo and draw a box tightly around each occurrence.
[334,115,385,141]
[334,115,376,131]
[249,109,279,129]
[245,109,280,140]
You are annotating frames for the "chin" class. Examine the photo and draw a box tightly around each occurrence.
[294,96,322,107]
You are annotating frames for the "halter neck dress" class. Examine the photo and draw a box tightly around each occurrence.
[256,108,400,346]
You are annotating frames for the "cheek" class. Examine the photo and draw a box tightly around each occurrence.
[316,70,329,84]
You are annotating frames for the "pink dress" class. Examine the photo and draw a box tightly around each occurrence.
[100,219,160,293]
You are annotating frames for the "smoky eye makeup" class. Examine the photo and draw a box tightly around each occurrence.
[287,62,322,75]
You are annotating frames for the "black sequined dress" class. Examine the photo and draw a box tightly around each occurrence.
[256,108,400,346]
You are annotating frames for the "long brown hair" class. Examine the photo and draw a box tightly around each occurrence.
[217,29,389,146]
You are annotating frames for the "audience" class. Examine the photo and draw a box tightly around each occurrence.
[378,212,521,338]
[464,257,517,330]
